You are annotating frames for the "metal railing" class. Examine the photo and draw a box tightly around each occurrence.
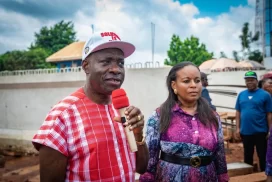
[0,67,83,76]
[124,61,161,69]
[210,67,266,72]
[0,61,163,76]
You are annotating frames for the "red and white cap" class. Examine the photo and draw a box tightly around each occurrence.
[82,31,135,60]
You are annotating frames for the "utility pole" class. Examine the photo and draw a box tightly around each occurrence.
[151,22,155,65]
[91,24,94,34]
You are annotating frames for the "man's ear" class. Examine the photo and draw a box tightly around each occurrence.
[82,59,89,74]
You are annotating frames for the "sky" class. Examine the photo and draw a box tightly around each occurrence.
[0,0,257,66]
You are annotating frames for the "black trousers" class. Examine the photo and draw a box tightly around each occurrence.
[241,133,267,171]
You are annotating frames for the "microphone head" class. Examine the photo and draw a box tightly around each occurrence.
[112,88,129,109]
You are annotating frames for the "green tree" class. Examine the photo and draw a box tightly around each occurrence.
[248,50,263,63]
[234,22,263,63]
[164,35,213,66]
[239,22,259,54]
[0,20,76,71]
[23,48,54,69]
[220,51,227,58]
[30,20,77,55]
[0,51,26,71]
[0,49,54,71]
[232,51,240,62]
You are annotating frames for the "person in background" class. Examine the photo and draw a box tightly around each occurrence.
[262,77,272,96]
[32,31,149,182]
[261,76,272,181]
[139,62,229,182]
[200,72,216,111]
[235,71,272,172]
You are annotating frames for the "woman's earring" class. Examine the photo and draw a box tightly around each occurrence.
[174,89,177,95]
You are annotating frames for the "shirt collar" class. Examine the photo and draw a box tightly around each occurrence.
[171,102,198,116]
[172,102,180,112]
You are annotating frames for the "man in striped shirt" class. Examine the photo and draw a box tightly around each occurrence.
[32,31,149,182]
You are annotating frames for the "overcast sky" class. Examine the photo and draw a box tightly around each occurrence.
[0,0,256,65]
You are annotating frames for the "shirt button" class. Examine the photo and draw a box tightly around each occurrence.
[194,131,199,134]
[192,117,195,120]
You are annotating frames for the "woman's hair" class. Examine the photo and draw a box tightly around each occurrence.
[159,61,219,133]
[258,80,263,88]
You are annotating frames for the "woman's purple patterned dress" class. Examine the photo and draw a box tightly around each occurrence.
[139,104,229,182]
[266,127,272,176]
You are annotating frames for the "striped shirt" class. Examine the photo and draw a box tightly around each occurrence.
[33,88,136,182]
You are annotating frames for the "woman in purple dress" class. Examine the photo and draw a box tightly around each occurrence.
[139,62,229,182]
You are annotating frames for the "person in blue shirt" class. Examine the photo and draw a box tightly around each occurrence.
[235,71,272,171]
[201,72,216,111]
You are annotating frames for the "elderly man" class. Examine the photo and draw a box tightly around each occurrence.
[200,72,216,111]
[235,71,272,172]
[32,31,149,181]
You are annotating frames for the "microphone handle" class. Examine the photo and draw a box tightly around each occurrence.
[118,108,138,152]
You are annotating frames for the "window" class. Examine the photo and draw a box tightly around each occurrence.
[270,9,272,20]
[266,21,271,33]
[266,46,271,57]
[267,0,271,8]
[266,33,271,45]
[72,63,77,67]
[266,10,270,21]
[270,21,272,30]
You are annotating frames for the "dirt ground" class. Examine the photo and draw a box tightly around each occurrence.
[1,155,39,182]
[0,142,262,182]
[226,142,258,165]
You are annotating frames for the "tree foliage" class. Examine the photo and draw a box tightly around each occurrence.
[239,22,259,53]
[248,50,263,63]
[233,22,263,63]
[30,20,77,55]
[164,35,213,66]
[0,20,77,71]
[0,48,54,71]
[220,51,227,58]
[233,51,240,62]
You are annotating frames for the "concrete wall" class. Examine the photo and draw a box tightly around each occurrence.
[207,70,268,112]
[264,57,272,69]
[0,67,170,151]
[1,68,270,151]
[208,70,267,86]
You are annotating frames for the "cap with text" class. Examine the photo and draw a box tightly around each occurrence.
[82,31,135,60]
[244,71,258,79]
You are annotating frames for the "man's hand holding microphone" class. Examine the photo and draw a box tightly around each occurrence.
[112,88,145,152]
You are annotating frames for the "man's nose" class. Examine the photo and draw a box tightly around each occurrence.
[109,62,121,74]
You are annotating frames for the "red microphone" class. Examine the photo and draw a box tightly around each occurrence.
[112,89,138,152]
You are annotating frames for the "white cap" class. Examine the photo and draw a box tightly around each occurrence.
[82,31,135,60]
